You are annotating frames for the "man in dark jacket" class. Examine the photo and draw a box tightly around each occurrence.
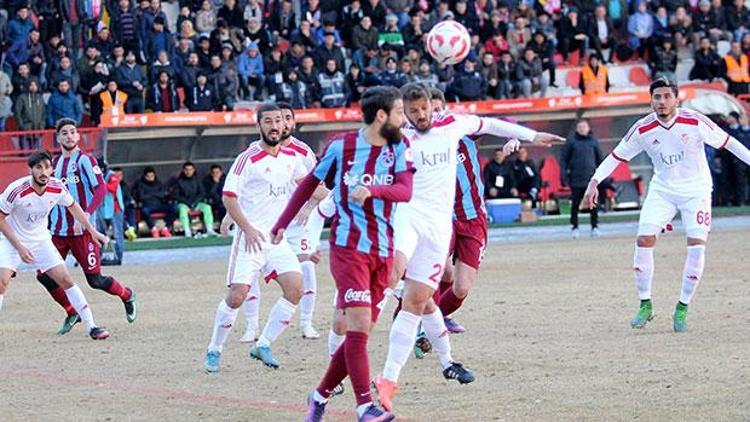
[115,50,146,112]
[449,57,487,101]
[186,73,218,111]
[484,148,517,199]
[134,166,176,237]
[516,48,548,97]
[512,147,539,206]
[725,112,750,205]
[46,79,83,127]
[202,164,226,222]
[561,119,604,238]
[690,36,722,81]
[170,162,215,237]
[147,70,180,112]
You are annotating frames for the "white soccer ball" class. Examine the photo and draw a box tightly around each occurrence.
[425,21,472,65]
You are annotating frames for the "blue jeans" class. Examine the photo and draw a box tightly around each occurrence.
[97,212,125,262]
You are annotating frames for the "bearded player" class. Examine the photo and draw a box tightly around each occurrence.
[583,78,750,332]
[373,83,562,412]
[37,119,136,334]
[0,151,110,340]
[272,86,413,422]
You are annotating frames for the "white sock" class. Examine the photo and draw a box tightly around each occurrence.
[208,300,239,353]
[0,294,4,312]
[382,311,421,383]
[633,246,654,300]
[64,284,96,332]
[680,245,706,304]
[422,308,454,369]
[257,297,296,347]
[242,282,261,332]
[328,329,345,357]
[299,261,317,327]
[357,402,373,417]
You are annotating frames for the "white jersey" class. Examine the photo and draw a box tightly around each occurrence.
[612,108,730,196]
[223,141,307,236]
[0,176,74,242]
[284,136,317,172]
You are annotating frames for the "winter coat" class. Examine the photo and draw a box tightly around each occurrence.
[560,133,604,188]
[171,174,206,207]
[134,177,170,208]
[14,91,46,130]
[46,90,83,127]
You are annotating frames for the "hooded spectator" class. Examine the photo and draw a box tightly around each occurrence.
[238,42,265,100]
[14,78,46,133]
[147,71,180,112]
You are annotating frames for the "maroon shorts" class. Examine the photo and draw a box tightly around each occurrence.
[52,233,101,275]
[330,246,392,323]
[449,213,488,271]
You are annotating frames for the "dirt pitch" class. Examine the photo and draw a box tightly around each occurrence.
[1,229,749,422]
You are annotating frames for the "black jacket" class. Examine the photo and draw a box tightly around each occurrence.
[560,133,604,188]
[134,177,169,209]
[483,160,516,198]
[690,49,722,81]
[202,174,225,207]
[171,174,206,207]
[512,158,539,195]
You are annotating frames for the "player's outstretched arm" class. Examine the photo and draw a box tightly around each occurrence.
[583,154,622,209]
[476,117,564,146]
[724,138,750,166]
[271,173,321,244]
[0,213,34,263]
[67,201,109,248]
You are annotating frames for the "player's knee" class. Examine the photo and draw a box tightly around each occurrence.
[226,290,246,309]
[57,276,75,289]
[36,272,58,290]
[686,237,706,246]
[85,274,113,291]
[283,284,303,305]
[636,235,656,247]
[453,283,470,299]
[402,296,427,315]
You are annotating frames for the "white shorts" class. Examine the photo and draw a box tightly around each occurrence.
[0,237,64,273]
[226,231,301,287]
[393,210,451,289]
[638,189,712,240]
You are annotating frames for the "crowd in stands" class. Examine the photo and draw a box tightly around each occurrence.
[2,0,750,131]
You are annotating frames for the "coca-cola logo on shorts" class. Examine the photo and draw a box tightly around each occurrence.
[344,288,371,304]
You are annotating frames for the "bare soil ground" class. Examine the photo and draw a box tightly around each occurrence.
[1,230,749,422]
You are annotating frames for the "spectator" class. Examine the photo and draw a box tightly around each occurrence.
[244,18,274,56]
[449,57,486,101]
[627,1,653,58]
[270,0,296,40]
[435,61,455,92]
[202,164,226,222]
[237,42,264,100]
[97,162,126,266]
[482,10,509,42]
[92,26,116,62]
[484,148,516,199]
[0,91,10,132]
[512,148,539,205]
[176,6,196,37]
[721,41,750,96]
[454,0,479,34]
[49,56,81,96]
[5,29,44,77]
[690,36,722,81]
[669,6,693,49]
[527,31,557,88]
[652,6,671,48]
[379,57,407,88]
[650,37,677,82]
[515,48,548,98]
[243,0,263,25]
[178,20,199,48]
[692,0,729,44]
[11,63,32,101]
[291,20,318,50]
[5,5,34,47]
[484,30,510,60]
[402,14,426,52]
[149,50,178,84]
[196,35,213,69]
[345,63,367,104]
[496,51,516,99]
[379,14,405,56]
[275,69,310,109]
[173,37,194,73]
[218,0,245,29]
[140,0,169,45]
[86,64,114,124]
[99,80,127,120]
[195,0,218,34]
[557,8,588,64]
[13,78,45,146]
[145,16,174,64]
[313,31,346,73]
[147,70,180,112]
[384,0,413,30]
[507,17,532,58]
[207,54,238,110]
[726,0,749,35]
[46,79,83,127]
[531,11,556,44]
[186,72,218,111]
[78,45,103,93]
[579,55,610,95]
[351,16,379,63]
[315,20,342,46]
[115,50,147,113]
[133,166,175,238]
[110,0,141,55]
[588,5,615,63]
[264,48,284,93]
[171,162,216,237]
[400,59,416,83]
[318,59,346,108]
[362,0,387,30]
[414,60,439,89]
[341,0,366,45]
[726,112,750,205]
[298,55,322,106]
[0,69,13,111]
[560,119,603,239]
[181,52,202,89]
[477,52,499,99]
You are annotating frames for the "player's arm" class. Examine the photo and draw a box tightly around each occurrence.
[67,200,109,248]
[698,112,750,166]
[350,140,416,204]
[222,194,266,252]
[471,116,564,147]
[81,155,107,213]
[0,212,34,263]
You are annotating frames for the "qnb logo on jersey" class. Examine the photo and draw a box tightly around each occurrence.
[660,150,685,167]
[59,175,81,185]
[343,171,394,187]
[268,184,289,198]
[344,288,371,304]
[419,148,452,167]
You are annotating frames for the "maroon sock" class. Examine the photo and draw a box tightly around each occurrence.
[105,277,132,301]
[343,331,372,406]
[439,280,452,296]
[438,289,466,317]
[50,285,76,316]
[316,343,348,398]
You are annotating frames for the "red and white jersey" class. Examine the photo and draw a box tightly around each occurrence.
[612,108,730,196]
[0,176,74,242]
[284,136,317,172]
[223,141,308,235]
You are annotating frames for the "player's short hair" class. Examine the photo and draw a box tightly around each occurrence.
[400,82,431,103]
[430,87,445,104]
[649,78,678,96]
[55,118,77,133]
[28,150,53,168]
[256,102,282,123]
[361,86,402,124]
[277,101,295,118]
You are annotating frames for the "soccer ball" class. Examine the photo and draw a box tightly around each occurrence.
[425,21,471,65]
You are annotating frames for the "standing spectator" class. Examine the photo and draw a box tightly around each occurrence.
[4,29,45,77]
[650,38,678,82]
[351,16,379,65]
[507,17,532,59]
[652,7,671,48]
[186,72,218,111]
[0,69,13,118]
[171,162,216,237]
[237,42,264,100]
[557,8,588,64]
[511,147,539,206]
[527,31,557,88]
[133,166,175,238]
[692,0,730,44]
[497,51,516,99]
[147,70,180,112]
[484,148,516,199]
[414,60,438,89]
[195,0,218,34]
[207,54,238,110]
[5,5,35,47]
[721,41,750,96]
[116,50,147,113]
[202,164,226,223]
[627,1,653,58]
[561,119,603,239]
[379,57,407,88]
[313,31,346,73]
[145,17,174,64]
[92,26,116,61]
[402,13,426,52]
[60,1,86,58]
[110,0,141,55]
[297,55,322,106]
[14,78,45,147]
[140,0,169,45]
[589,5,615,63]
[270,0,296,41]
[318,59,346,108]
[149,50,178,84]
[516,48,548,98]
[690,37,722,81]
[579,55,610,95]
[345,63,367,104]
[46,79,83,127]
[11,63,32,101]
[477,52,499,99]
[244,17,274,56]
[275,69,310,108]
[49,56,81,96]
[291,20,318,51]
[263,48,284,94]
[196,35,213,69]
[669,7,693,50]
[362,0,387,30]
[218,0,245,29]
[341,0,365,45]
[98,162,126,266]
[449,57,486,101]
[35,0,62,44]
[181,52,202,89]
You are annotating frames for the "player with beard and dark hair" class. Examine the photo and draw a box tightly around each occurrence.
[204,103,308,373]
[0,151,110,339]
[272,85,413,422]
[38,118,137,335]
